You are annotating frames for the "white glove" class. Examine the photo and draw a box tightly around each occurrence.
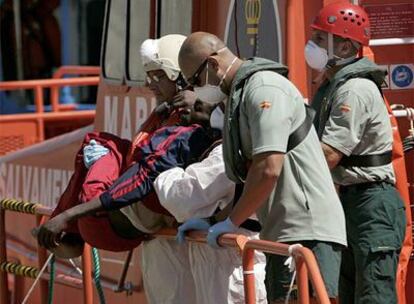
[83,139,109,169]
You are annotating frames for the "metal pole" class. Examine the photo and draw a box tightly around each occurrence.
[60,0,75,104]
[156,0,162,38]
[36,215,49,304]
[296,257,310,304]
[12,0,23,81]
[115,250,134,292]
[0,208,10,304]
[0,28,7,110]
[242,247,257,304]
[81,244,94,304]
[13,267,25,303]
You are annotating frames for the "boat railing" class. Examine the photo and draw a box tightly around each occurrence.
[0,68,100,155]
[50,66,101,112]
[0,198,93,304]
[0,198,330,304]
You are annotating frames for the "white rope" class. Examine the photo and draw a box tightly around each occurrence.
[390,105,414,136]
[243,270,255,275]
[22,253,54,304]
[390,104,403,110]
[391,105,414,119]
[406,108,414,136]
[285,271,297,304]
[69,258,83,275]
[284,244,303,304]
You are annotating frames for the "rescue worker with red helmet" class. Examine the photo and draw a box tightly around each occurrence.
[307,2,406,303]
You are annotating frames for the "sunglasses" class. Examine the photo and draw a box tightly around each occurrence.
[146,73,168,84]
[185,59,208,87]
[185,51,218,87]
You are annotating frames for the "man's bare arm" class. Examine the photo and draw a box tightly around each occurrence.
[229,152,284,226]
[321,142,343,169]
[36,197,104,250]
[63,197,104,221]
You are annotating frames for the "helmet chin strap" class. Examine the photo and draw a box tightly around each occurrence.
[313,33,356,83]
[312,33,334,81]
[326,33,336,69]
[325,33,357,69]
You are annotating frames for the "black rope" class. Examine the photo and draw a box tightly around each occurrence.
[233,0,240,57]
[403,135,414,153]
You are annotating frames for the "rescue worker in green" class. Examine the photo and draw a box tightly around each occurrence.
[177,32,347,303]
[306,3,406,304]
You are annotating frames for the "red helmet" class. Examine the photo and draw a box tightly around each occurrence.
[311,1,370,46]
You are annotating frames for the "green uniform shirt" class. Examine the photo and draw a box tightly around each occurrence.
[321,78,395,185]
[239,71,347,245]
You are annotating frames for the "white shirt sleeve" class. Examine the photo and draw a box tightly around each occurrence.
[153,144,235,222]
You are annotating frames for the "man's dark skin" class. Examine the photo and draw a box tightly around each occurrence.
[179,32,285,230]
[34,68,215,257]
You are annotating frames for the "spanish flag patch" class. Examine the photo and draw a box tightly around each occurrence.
[260,101,272,109]
[340,104,352,113]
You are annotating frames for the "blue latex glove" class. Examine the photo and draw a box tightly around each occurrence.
[83,139,109,169]
[176,218,211,244]
[207,217,238,248]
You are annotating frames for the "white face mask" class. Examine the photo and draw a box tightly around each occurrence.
[305,38,358,72]
[194,56,237,104]
[304,40,329,71]
[209,104,225,130]
[194,83,226,104]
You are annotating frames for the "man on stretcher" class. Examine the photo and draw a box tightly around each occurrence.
[33,34,219,258]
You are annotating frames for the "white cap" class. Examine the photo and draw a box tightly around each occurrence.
[140,34,187,81]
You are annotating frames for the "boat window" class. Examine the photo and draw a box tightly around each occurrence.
[125,0,151,86]
[101,0,126,84]
[160,0,192,36]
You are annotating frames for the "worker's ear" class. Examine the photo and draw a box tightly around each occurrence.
[207,56,219,72]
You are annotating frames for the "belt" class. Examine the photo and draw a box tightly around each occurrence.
[339,181,393,193]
